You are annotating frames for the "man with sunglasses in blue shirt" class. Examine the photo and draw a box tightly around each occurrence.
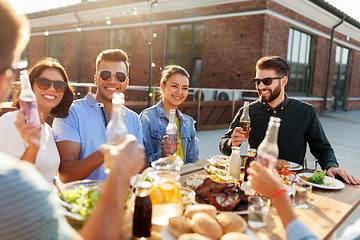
[219,56,360,185]
[52,49,144,183]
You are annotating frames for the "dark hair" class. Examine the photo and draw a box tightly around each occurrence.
[159,65,190,100]
[0,0,29,71]
[256,56,289,76]
[96,49,129,74]
[12,57,74,118]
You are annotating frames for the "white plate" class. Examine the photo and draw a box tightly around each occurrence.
[288,161,303,171]
[297,173,345,189]
[209,155,246,169]
[162,226,258,239]
[209,155,229,166]
[241,181,295,196]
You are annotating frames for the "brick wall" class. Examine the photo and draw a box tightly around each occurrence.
[26,0,360,111]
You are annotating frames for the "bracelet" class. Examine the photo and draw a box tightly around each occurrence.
[270,189,287,200]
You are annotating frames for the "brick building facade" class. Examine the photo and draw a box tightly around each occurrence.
[25,0,360,112]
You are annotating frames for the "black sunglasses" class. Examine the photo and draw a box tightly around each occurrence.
[99,70,127,82]
[253,76,285,85]
[35,77,68,93]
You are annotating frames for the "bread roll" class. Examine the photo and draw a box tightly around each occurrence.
[216,212,247,233]
[184,204,217,218]
[178,233,212,240]
[220,232,252,240]
[190,212,223,239]
[167,216,192,238]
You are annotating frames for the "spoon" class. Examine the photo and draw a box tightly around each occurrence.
[53,177,71,207]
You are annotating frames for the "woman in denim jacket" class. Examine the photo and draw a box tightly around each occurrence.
[140,65,199,164]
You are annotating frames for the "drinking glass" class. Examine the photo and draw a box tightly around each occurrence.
[304,157,318,171]
[293,182,312,209]
[248,196,270,228]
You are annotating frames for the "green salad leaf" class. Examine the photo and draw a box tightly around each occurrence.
[307,170,327,185]
[241,156,246,167]
[61,185,102,218]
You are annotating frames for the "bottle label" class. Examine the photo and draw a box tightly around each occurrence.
[168,133,178,153]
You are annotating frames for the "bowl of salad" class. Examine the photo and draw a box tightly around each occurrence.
[53,179,104,230]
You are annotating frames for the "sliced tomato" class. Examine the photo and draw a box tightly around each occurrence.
[301,175,309,182]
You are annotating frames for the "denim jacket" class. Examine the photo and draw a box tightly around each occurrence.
[140,101,199,164]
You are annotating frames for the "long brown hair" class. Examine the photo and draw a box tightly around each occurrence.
[12,57,74,118]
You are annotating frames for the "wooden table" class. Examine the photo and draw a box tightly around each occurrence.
[178,160,360,240]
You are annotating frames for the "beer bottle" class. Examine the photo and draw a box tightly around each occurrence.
[229,146,241,180]
[19,63,41,129]
[257,116,281,169]
[239,101,250,155]
[239,101,250,139]
[133,181,152,239]
[166,109,177,154]
[244,148,257,182]
[104,93,127,173]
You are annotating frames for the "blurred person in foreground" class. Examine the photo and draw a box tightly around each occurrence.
[140,65,199,164]
[0,1,145,239]
[52,49,144,183]
[248,161,360,240]
[219,56,360,185]
[0,57,74,183]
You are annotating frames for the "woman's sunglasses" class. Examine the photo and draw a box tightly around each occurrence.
[253,76,285,85]
[99,70,127,82]
[34,77,68,93]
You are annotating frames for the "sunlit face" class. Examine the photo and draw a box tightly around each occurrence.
[255,69,284,103]
[94,60,128,103]
[32,68,65,113]
[161,73,189,108]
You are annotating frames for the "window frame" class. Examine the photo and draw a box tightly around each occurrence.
[165,23,204,88]
[286,28,314,96]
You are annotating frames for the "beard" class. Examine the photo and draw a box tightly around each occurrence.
[257,81,281,103]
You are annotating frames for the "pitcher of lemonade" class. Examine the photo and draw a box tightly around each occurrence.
[148,154,183,226]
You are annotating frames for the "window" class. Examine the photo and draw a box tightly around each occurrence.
[106,29,131,54]
[165,23,204,87]
[333,45,350,110]
[21,42,30,62]
[46,35,63,63]
[287,28,313,95]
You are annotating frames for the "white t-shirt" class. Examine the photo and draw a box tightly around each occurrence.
[0,110,60,183]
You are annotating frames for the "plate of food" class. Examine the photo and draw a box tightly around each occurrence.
[241,181,295,196]
[209,155,246,169]
[277,159,303,171]
[297,171,345,189]
[209,155,229,166]
[162,205,257,240]
[185,174,206,189]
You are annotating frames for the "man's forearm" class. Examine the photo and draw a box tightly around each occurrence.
[219,137,232,156]
[271,193,297,228]
[59,151,104,183]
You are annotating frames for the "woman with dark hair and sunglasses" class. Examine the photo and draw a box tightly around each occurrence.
[0,57,74,182]
[140,65,199,164]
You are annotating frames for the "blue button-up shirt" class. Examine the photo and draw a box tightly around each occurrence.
[140,101,199,164]
[53,93,143,181]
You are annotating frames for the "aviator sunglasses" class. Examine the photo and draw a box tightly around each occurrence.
[253,76,285,85]
[99,70,127,82]
[34,77,68,93]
